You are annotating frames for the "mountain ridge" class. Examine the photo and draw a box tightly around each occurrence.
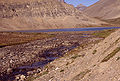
[76,4,87,11]
[0,0,106,31]
[83,0,120,19]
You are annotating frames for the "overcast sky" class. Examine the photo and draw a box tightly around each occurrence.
[64,0,99,7]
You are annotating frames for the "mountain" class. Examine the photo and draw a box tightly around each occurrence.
[76,4,87,11]
[0,0,106,31]
[83,0,120,20]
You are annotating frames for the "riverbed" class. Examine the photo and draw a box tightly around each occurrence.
[0,27,119,81]
[15,27,120,32]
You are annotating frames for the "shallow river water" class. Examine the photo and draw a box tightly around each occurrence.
[15,27,120,32]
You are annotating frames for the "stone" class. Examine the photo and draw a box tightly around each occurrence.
[20,75,26,81]
[10,59,14,63]
[55,67,60,70]
[27,71,34,75]
[37,69,42,73]
[15,75,20,80]
[7,68,13,74]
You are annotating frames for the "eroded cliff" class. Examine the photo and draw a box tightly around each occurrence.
[0,0,106,31]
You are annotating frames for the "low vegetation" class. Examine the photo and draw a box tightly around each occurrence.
[101,47,120,62]
[42,71,49,75]
[71,54,84,59]
[92,29,116,38]
[0,32,55,48]
[72,69,91,81]
[115,37,120,44]
[60,69,64,72]
[65,44,88,57]
[66,62,70,66]
[26,70,49,81]
[92,50,97,55]
[116,57,120,61]
[64,29,115,59]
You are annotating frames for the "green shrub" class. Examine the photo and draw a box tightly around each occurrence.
[101,47,120,62]
[60,69,64,72]
[71,54,83,59]
[116,57,120,61]
[92,29,116,38]
[92,50,97,55]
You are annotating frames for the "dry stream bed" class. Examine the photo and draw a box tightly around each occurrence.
[0,30,115,81]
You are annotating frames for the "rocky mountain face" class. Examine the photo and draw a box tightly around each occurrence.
[83,0,120,20]
[76,4,87,11]
[0,0,106,31]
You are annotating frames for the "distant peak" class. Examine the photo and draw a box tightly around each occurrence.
[77,4,86,7]
[76,4,87,11]
[58,0,65,2]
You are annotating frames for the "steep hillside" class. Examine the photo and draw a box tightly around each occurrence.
[76,4,87,11]
[84,0,120,19]
[0,0,106,31]
[105,17,120,26]
[32,29,120,81]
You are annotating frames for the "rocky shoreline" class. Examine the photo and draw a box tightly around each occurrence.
[0,31,101,81]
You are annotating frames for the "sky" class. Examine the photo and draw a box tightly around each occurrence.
[64,0,99,7]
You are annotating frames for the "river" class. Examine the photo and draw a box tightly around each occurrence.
[15,27,120,32]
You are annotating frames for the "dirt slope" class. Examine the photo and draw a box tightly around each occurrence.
[34,29,120,81]
[84,0,120,19]
[0,0,106,31]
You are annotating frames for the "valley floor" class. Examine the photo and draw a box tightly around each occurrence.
[0,31,100,81]
[0,29,119,81]
[32,29,120,81]
[34,30,120,81]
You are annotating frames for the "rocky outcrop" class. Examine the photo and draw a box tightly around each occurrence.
[0,0,106,31]
[83,0,120,19]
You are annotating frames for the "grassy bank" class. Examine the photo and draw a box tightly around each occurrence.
[0,32,55,48]
[92,29,116,38]
[0,29,116,48]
